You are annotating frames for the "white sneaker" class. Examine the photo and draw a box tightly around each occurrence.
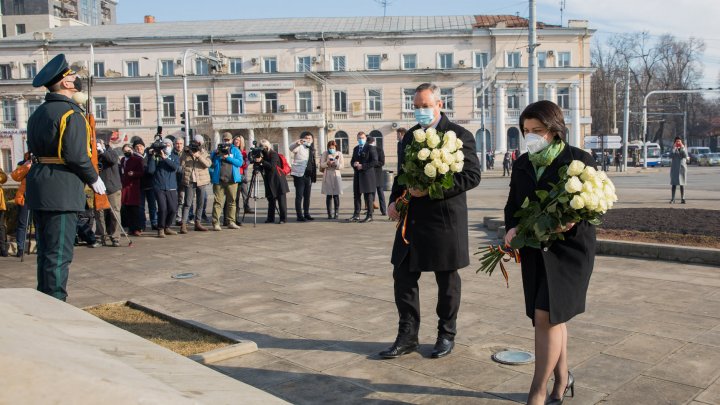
[212,223,222,231]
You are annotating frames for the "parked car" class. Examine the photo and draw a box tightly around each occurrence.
[699,153,720,166]
[687,146,712,165]
[660,152,672,167]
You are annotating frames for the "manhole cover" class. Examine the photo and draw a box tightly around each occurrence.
[492,350,535,365]
[171,272,198,279]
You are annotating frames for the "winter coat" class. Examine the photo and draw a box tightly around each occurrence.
[120,153,144,206]
[289,142,317,182]
[505,145,597,324]
[670,147,688,186]
[146,153,181,191]
[389,113,482,272]
[260,149,289,198]
[180,149,212,187]
[320,151,344,195]
[373,145,385,186]
[98,147,122,195]
[0,169,6,211]
[350,144,379,194]
[210,145,243,184]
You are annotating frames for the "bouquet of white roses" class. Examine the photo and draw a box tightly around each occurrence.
[476,159,618,287]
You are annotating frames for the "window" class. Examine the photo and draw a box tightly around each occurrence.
[0,65,12,80]
[507,88,521,109]
[94,62,105,78]
[298,91,312,113]
[403,89,415,111]
[334,131,349,155]
[332,56,346,72]
[23,63,36,79]
[507,52,521,68]
[94,97,107,119]
[195,59,209,75]
[536,52,546,68]
[16,24,26,35]
[160,60,174,76]
[440,88,454,111]
[263,57,277,73]
[537,86,546,101]
[196,94,209,116]
[27,99,42,116]
[264,92,278,113]
[126,61,139,77]
[229,58,242,74]
[230,93,244,114]
[296,56,311,72]
[2,25,6,38]
[475,87,490,110]
[162,96,175,117]
[333,90,347,112]
[13,0,25,14]
[474,52,489,69]
[127,96,141,118]
[366,55,381,70]
[1,149,11,173]
[557,87,570,109]
[2,100,17,122]
[402,54,417,70]
[367,89,382,112]
[558,52,571,67]
[439,53,453,69]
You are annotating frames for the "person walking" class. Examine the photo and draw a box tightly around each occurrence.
[503,151,512,176]
[120,143,144,236]
[320,140,344,219]
[256,139,289,224]
[179,134,211,233]
[615,151,622,172]
[368,136,387,216]
[382,83,482,360]
[504,100,596,405]
[146,138,180,237]
[670,136,689,204]
[348,131,379,223]
[289,131,317,222]
[209,132,243,230]
[25,54,106,301]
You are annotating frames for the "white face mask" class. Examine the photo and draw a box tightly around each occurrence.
[525,133,550,154]
[72,91,88,105]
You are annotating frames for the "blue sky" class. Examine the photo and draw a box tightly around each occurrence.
[116,0,720,86]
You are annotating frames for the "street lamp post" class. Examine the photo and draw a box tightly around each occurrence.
[181,48,222,145]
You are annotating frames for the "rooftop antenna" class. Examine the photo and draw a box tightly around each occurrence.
[374,0,393,17]
[560,0,567,26]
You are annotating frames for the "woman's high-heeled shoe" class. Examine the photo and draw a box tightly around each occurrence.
[546,371,574,405]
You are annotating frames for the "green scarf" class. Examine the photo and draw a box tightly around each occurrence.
[529,140,565,180]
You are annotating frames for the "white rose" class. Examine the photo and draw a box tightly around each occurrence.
[432,158,444,169]
[425,127,437,137]
[592,176,604,189]
[581,181,594,194]
[603,184,615,200]
[417,148,431,160]
[441,150,455,164]
[564,176,583,194]
[442,143,457,153]
[567,160,586,176]
[442,131,457,150]
[424,163,437,178]
[607,200,614,209]
[413,129,426,143]
[455,139,464,150]
[580,166,598,182]
[430,149,442,160]
[438,163,450,175]
[605,179,616,192]
[597,171,609,182]
[585,193,599,210]
[450,162,464,173]
[596,199,608,213]
[454,150,465,163]
[569,195,585,210]
[427,134,441,148]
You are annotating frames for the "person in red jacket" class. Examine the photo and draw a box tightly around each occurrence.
[11,153,32,257]
[120,143,145,236]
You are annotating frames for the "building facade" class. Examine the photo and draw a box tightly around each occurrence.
[0,15,594,173]
[0,0,117,38]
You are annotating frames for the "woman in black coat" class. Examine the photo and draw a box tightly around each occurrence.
[257,139,289,224]
[504,101,596,405]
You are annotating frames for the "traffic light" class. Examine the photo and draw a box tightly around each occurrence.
[180,112,186,126]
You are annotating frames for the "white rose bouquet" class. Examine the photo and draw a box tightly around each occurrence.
[476,159,618,286]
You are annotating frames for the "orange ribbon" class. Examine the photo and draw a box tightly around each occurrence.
[489,245,521,288]
[395,190,411,245]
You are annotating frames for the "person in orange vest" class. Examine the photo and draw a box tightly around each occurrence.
[0,166,8,257]
[11,153,32,257]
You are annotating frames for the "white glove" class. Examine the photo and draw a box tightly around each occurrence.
[91,177,107,195]
[96,142,105,153]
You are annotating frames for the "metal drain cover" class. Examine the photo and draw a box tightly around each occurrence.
[171,272,198,279]
[492,350,535,365]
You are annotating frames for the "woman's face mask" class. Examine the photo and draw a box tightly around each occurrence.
[525,133,550,154]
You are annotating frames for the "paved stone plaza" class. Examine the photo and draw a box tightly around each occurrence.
[1,167,719,404]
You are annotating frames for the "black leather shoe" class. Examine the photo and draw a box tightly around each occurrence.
[346,216,360,222]
[304,215,315,221]
[297,217,306,222]
[359,216,373,223]
[431,338,454,358]
[264,219,274,223]
[379,338,419,359]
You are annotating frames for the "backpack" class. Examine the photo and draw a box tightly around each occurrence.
[276,153,291,176]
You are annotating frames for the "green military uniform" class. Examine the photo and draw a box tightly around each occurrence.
[26,54,97,301]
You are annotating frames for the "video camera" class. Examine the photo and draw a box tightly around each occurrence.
[248,140,264,161]
[216,142,231,155]
[149,135,166,155]
[185,140,202,154]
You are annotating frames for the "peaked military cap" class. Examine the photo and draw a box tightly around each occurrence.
[32,53,76,88]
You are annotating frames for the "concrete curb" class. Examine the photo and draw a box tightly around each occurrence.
[127,300,258,363]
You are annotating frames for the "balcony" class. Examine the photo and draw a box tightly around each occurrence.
[402,112,414,120]
[1,121,18,129]
[125,118,141,126]
[443,111,455,119]
[210,112,325,129]
[94,118,108,127]
[195,116,212,124]
[332,112,348,120]
[473,110,491,120]
[366,112,382,120]
[506,109,521,119]
[162,117,176,125]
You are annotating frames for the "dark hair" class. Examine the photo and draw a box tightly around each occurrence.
[327,140,337,148]
[519,100,566,140]
[367,136,375,144]
[674,136,682,142]
[396,127,407,134]
[300,131,313,139]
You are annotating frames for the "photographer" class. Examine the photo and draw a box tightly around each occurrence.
[209,132,243,231]
[289,131,317,222]
[173,137,185,225]
[146,138,181,237]
[256,139,289,224]
[233,136,253,216]
[179,134,211,233]
[95,139,122,247]
[135,139,158,231]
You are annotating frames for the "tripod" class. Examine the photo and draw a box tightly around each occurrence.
[242,163,265,227]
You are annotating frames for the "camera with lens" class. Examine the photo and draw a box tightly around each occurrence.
[216,142,231,155]
[149,135,166,155]
[248,140,264,161]
[185,140,201,154]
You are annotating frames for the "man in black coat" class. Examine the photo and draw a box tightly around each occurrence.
[382,83,481,359]
[26,54,106,301]
[368,136,387,216]
[95,140,122,247]
[348,131,379,223]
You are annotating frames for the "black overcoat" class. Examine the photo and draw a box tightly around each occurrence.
[351,144,379,193]
[26,93,98,212]
[373,146,386,185]
[260,150,290,198]
[389,113,482,272]
[504,144,597,324]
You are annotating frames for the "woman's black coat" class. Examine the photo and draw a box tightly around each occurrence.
[260,150,289,198]
[504,144,597,324]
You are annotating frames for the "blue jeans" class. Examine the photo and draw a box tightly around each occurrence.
[182,183,207,223]
[16,203,30,252]
[140,188,158,229]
